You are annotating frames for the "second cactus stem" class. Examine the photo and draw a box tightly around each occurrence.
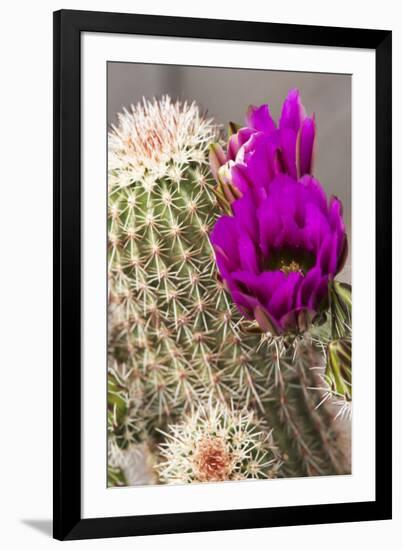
[260,338,349,477]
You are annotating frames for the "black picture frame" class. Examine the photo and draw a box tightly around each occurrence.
[53,9,392,541]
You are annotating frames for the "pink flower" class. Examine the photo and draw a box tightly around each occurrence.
[210,89,316,209]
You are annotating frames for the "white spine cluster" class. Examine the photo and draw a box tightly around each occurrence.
[156,401,282,484]
[109,95,218,190]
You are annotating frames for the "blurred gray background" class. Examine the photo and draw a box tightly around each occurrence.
[108,63,351,283]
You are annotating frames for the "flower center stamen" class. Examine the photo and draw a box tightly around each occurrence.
[192,436,232,482]
[263,247,315,276]
[279,259,303,275]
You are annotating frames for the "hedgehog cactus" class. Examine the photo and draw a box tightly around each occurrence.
[108,96,270,438]
[156,401,283,484]
[108,95,351,486]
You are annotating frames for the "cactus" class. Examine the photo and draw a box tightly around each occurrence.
[107,96,351,486]
[156,401,283,483]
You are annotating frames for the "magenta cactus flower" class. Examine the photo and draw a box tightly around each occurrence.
[209,89,316,209]
[210,174,347,334]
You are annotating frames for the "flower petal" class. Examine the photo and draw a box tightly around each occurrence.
[210,216,240,274]
[257,198,281,255]
[246,104,276,133]
[238,133,275,190]
[227,127,254,161]
[279,89,306,132]
[230,270,284,310]
[209,143,227,182]
[299,175,327,214]
[317,233,339,276]
[229,288,259,318]
[296,266,322,309]
[302,201,331,251]
[298,116,315,176]
[230,163,254,196]
[278,128,297,179]
[238,233,259,274]
[268,272,302,321]
[328,196,346,243]
[253,304,280,334]
[232,191,259,242]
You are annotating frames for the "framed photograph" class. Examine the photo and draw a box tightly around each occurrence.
[53,9,392,540]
